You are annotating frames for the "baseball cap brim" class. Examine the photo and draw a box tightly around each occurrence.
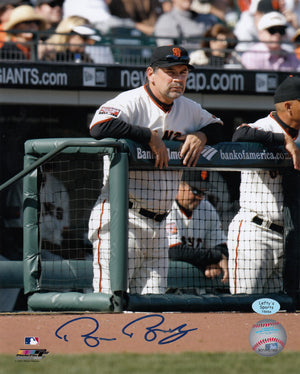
[152,60,194,70]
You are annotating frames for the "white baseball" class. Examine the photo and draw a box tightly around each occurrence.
[249,319,287,357]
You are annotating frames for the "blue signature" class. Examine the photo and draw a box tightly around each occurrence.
[122,314,198,345]
[55,314,197,348]
[55,317,116,348]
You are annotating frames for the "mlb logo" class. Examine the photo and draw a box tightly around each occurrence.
[266,342,278,351]
[24,337,39,345]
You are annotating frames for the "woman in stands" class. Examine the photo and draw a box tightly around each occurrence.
[189,23,242,68]
[1,4,46,60]
[41,15,101,63]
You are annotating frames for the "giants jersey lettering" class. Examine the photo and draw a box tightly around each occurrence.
[166,199,226,249]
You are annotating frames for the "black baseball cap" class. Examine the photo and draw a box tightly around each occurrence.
[150,45,194,70]
[181,170,211,191]
[274,75,300,103]
[257,0,279,13]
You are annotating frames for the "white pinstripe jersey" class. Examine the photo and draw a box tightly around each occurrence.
[239,113,300,223]
[90,85,223,213]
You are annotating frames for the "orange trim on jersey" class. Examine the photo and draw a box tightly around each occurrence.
[89,119,110,131]
[234,219,243,295]
[270,112,298,140]
[16,42,30,59]
[169,242,182,248]
[97,199,106,292]
[143,84,172,113]
[0,25,6,44]
[178,206,192,219]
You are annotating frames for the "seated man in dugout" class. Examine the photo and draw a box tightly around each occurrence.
[166,170,229,294]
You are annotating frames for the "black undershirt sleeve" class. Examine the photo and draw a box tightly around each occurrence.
[90,118,152,143]
[232,125,285,145]
[168,243,228,271]
[198,122,224,145]
[90,119,224,145]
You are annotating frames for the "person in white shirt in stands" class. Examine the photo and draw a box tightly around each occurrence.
[241,11,300,71]
[63,0,142,34]
[154,0,219,48]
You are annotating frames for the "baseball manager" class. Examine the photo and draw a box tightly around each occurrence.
[88,45,224,295]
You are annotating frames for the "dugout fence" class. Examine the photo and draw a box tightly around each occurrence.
[0,138,298,312]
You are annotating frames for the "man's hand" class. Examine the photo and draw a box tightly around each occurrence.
[176,131,207,167]
[204,255,229,283]
[148,130,169,169]
[284,134,300,170]
[204,264,221,279]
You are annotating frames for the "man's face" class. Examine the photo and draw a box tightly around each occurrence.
[147,64,189,104]
[259,26,287,51]
[176,182,204,211]
[14,20,40,42]
[290,100,300,128]
[172,0,193,11]
[36,2,63,25]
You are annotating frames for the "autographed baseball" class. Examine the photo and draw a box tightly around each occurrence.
[249,319,287,356]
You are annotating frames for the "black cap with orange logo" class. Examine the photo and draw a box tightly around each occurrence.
[181,170,211,191]
[150,45,194,70]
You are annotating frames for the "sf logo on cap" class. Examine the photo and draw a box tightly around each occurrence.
[172,47,182,57]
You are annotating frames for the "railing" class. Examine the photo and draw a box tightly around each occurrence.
[1,28,300,70]
[0,138,298,313]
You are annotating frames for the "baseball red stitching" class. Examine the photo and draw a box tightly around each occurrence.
[252,337,285,351]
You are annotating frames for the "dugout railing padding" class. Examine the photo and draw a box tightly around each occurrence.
[0,138,298,312]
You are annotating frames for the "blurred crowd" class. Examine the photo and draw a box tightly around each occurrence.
[1,0,300,69]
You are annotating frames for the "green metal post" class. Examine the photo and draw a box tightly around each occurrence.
[23,154,40,295]
[109,151,129,311]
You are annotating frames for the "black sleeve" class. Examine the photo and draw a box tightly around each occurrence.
[90,118,152,143]
[232,125,285,145]
[168,243,227,270]
[199,122,224,145]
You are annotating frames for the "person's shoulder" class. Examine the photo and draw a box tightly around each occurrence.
[243,42,267,53]
[247,113,274,128]
[175,95,201,107]
[199,199,216,211]
[155,8,174,21]
[115,85,146,100]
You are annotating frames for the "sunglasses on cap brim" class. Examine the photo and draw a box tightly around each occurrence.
[190,187,205,196]
[166,54,190,63]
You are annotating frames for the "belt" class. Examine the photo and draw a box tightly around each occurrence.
[129,201,169,222]
[252,216,284,235]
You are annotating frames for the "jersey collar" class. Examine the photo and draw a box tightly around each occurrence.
[271,111,299,139]
[145,84,173,113]
[176,200,193,219]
